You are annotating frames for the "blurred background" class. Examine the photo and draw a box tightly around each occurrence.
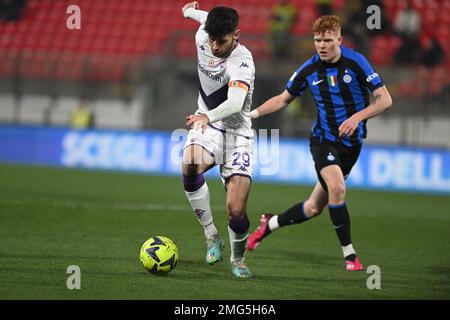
[0,0,449,192]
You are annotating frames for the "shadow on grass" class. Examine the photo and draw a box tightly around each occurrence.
[0,252,134,262]
[255,249,339,267]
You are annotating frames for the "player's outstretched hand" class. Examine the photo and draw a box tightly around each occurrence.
[338,114,361,137]
[182,1,199,16]
[186,114,209,133]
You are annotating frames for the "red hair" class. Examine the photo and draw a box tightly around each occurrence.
[312,15,341,34]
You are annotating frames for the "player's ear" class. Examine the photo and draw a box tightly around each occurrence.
[233,29,240,40]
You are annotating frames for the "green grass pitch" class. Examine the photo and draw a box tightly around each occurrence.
[0,163,449,300]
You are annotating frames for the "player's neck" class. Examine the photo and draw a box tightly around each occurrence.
[222,41,239,58]
[231,41,238,53]
[323,49,342,64]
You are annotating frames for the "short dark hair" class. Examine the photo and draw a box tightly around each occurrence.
[204,7,239,39]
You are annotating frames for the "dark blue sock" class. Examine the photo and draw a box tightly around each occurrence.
[328,202,352,247]
[278,202,309,227]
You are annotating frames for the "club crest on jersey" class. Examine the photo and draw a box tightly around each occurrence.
[343,74,352,83]
[327,75,337,87]
[327,152,336,161]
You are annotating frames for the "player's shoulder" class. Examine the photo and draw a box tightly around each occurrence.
[195,24,208,43]
[228,44,255,68]
[232,44,254,61]
[293,54,320,76]
[341,45,371,66]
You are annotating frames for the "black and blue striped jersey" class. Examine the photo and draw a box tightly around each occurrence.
[286,45,384,147]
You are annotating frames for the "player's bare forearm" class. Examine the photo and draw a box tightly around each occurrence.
[250,90,295,119]
[357,86,393,121]
[338,86,392,137]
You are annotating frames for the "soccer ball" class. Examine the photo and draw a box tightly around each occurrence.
[140,236,179,275]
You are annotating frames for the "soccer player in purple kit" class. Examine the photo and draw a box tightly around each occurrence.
[181,2,256,278]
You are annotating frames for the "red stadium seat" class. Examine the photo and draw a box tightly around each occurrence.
[3,0,447,82]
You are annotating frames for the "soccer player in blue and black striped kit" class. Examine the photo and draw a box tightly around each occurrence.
[247,15,392,271]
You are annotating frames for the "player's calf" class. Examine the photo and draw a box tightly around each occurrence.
[183,172,220,245]
[303,199,325,218]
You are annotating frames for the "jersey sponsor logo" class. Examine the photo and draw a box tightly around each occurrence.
[312,79,324,85]
[197,61,224,83]
[239,62,249,68]
[289,71,298,82]
[208,59,215,67]
[343,74,352,83]
[366,72,379,82]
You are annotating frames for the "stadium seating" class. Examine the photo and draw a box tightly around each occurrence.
[0,0,448,85]
[382,0,450,96]
[0,0,328,80]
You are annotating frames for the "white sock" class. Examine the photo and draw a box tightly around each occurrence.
[228,226,248,263]
[268,215,280,231]
[342,244,356,258]
[185,182,218,240]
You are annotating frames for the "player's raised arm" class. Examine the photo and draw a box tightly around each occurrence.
[338,85,393,137]
[182,1,208,24]
[249,90,296,119]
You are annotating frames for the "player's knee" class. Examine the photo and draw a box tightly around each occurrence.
[328,183,346,201]
[226,202,245,220]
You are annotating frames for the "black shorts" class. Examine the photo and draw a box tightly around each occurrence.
[309,137,362,192]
